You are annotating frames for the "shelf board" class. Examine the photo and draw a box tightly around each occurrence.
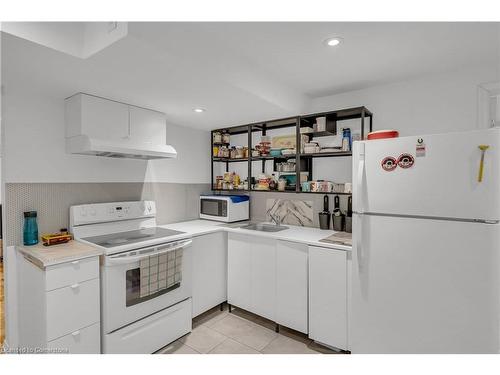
[307,131,337,138]
[300,151,352,158]
[212,157,249,162]
[250,154,296,161]
[212,189,249,192]
[248,189,351,195]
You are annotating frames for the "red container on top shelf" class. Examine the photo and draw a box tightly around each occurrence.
[367,129,399,140]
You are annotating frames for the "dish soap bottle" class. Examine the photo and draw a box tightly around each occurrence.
[23,211,39,246]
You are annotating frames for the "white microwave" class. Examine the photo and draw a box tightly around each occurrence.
[199,195,249,222]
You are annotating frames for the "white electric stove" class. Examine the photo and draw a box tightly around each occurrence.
[70,201,193,354]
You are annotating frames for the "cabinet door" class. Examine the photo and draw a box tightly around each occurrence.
[227,233,252,311]
[129,106,166,145]
[308,246,347,350]
[80,94,130,140]
[191,232,228,317]
[250,236,276,321]
[276,241,308,333]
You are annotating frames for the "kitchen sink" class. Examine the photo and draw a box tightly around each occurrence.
[239,223,289,232]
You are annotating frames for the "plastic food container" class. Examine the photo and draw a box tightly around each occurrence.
[367,130,399,140]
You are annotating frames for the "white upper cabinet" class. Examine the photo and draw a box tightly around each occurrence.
[66,93,130,141]
[65,93,167,145]
[129,106,166,145]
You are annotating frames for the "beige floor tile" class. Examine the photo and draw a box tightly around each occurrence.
[210,314,277,351]
[261,334,319,354]
[157,340,201,354]
[179,325,227,353]
[208,338,260,354]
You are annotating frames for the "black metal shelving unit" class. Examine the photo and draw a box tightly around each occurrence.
[210,106,373,195]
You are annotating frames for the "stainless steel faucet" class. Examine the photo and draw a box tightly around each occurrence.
[269,213,282,226]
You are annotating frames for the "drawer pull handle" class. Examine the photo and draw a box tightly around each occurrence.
[71,330,81,337]
[71,260,79,265]
[70,283,80,290]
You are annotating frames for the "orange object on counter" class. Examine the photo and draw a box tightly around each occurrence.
[41,231,73,246]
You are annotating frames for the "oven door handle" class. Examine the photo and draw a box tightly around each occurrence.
[105,239,192,266]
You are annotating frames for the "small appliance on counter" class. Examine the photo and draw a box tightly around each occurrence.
[319,195,331,230]
[332,195,345,231]
[200,194,250,222]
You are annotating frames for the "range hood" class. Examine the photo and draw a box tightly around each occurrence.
[66,135,177,160]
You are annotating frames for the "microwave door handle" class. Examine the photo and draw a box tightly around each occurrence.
[106,239,192,266]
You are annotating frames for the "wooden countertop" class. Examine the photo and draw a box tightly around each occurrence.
[17,240,103,269]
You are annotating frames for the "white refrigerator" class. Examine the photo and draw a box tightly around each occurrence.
[351,128,500,353]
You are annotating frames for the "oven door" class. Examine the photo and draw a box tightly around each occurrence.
[200,198,227,220]
[101,239,192,333]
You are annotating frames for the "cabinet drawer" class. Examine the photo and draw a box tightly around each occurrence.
[46,278,100,341]
[46,256,99,291]
[47,323,100,354]
[104,298,192,354]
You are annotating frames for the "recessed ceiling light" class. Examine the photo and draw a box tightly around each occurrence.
[194,108,205,113]
[324,37,342,47]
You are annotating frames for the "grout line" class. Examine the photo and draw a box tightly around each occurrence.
[259,334,281,354]
[207,337,231,354]
[180,341,203,354]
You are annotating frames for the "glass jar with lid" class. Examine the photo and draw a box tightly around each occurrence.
[222,131,230,144]
[213,131,222,144]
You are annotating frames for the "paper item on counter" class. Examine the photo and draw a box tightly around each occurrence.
[319,232,352,246]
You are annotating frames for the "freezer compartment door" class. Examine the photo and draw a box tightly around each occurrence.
[352,129,500,221]
[351,213,500,353]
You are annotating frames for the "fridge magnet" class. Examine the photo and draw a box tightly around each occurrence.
[381,156,397,171]
[397,153,415,168]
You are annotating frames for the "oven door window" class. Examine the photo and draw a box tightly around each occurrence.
[125,250,183,307]
[201,199,227,217]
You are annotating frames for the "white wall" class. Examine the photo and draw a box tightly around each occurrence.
[309,64,499,136]
[306,64,499,183]
[2,90,211,183]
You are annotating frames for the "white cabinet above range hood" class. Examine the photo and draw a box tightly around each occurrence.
[65,93,177,160]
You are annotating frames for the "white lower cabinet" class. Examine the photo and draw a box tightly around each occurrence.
[227,233,276,320]
[191,232,228,317]
[276,241,308,334]
[308,245,348,350]
[250,236,277,321]
[228,234,308,332]
[17,253,101,353]
[47,323,100,354]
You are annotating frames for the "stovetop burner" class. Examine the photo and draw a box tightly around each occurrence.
[81,227,186,248]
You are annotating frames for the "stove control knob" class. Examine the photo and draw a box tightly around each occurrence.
[80,208,87,217]
[90,208,97,216]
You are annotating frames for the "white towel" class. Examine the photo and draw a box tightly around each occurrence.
[140,248,183,298]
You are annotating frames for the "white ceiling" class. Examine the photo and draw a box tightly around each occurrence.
[2,22,499,130]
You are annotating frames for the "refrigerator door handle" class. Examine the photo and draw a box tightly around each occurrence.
[355,214,364,272]
[356,143,365,213]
